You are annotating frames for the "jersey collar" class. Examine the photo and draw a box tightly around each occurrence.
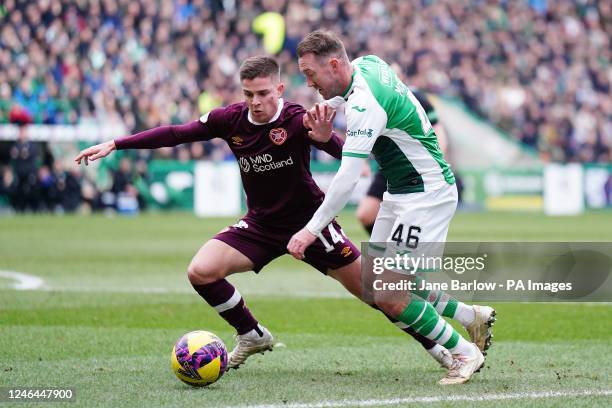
[341,69,357,100]
[247,98,284,125]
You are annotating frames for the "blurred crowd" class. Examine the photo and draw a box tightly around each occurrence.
[0,0,610,212]
[0,125,148,213]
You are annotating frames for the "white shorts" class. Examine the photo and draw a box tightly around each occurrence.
[369,183,458,257]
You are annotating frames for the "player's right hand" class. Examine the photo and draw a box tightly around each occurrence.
[74,140,116,166]
[304,103,336,143]
[287,227,317,260]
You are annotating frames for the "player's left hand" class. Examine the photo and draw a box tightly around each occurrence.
[303,103,336,143]
[74,140,116,166]
[287,227,317,260]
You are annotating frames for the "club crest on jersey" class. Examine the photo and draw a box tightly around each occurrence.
[269,128,288,145]
[231,136,244,146]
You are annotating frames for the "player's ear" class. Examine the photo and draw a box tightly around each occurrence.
[329,58,339,71]
[277,82,285,96]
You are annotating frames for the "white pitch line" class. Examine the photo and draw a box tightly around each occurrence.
[238,389,612,408]
[0,270,45,290]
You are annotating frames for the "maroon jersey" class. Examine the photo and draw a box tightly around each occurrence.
[114,100,343,226]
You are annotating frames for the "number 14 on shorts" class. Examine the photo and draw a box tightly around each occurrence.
[318,223,346,253]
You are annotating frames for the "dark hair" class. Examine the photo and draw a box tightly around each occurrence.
[239,56,280,81]
[297,30,348,60]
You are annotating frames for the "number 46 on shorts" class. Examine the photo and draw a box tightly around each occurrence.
[391,224,421,249]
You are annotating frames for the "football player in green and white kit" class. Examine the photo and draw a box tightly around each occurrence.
[288,30,495,385]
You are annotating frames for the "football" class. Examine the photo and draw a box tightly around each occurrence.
[171,330,228,387]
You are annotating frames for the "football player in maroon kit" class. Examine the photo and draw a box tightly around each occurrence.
[75,56,452,371]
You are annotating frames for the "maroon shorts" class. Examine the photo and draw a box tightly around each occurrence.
[213,217,361,274]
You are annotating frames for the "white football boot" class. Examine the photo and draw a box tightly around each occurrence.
[465,305,496,353]
[439,344,485,385]
[227,324,274,370]
[427,345,454,369]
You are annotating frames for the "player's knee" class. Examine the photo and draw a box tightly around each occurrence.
[187,261,226,285]
[355,205,373,227]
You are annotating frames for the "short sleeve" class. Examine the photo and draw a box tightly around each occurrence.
[341,89,388,158]
[198,107,232,140]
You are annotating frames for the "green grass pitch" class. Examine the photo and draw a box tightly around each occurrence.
[1,211,611,407]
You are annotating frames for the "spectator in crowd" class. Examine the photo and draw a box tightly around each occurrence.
[34,160,81,213]
[9,126,40,212]
[0,165,17,208]
[37,164,56,211]
[1,0,608,163]
[52,160,82,212]
[110,157,141,213]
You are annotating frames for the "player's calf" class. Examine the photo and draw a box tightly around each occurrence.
[413,279,497,353]
[375,298,410,319]
[191,279,261,335]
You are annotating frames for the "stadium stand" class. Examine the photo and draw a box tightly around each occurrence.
[0,0,609,213]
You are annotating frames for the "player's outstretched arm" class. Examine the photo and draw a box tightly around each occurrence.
[75,140,116,166]
[75,120,214,166]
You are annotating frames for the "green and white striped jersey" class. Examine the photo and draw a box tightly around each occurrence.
[329,55,455,194]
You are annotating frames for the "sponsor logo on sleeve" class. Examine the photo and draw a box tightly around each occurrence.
[346,128,374,138]
[351,105,366,112]
[269,128,288,145]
